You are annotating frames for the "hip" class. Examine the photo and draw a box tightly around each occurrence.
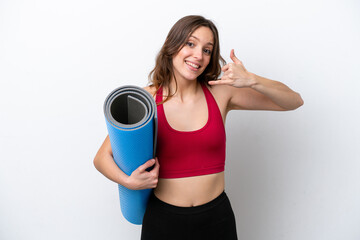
[141,190,237,240]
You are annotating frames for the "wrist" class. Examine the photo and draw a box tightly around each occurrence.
[248,72,258,88]
[122,174,132,189]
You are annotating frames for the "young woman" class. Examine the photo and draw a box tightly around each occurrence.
[94,15,303,240]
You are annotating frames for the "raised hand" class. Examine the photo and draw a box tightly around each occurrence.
[125,157,160,190]
[209,49,256,88]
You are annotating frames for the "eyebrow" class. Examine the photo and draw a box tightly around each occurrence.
[189,36,214,46]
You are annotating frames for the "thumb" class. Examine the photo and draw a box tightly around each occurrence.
[230,49,242,64]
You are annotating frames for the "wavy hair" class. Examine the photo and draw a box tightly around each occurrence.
[148,15,225,103]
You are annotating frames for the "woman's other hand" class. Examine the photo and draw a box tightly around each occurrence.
[208,49,256,88]
[125,157,160,190]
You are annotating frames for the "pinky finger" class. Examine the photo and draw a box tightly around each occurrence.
[208,79,234,85]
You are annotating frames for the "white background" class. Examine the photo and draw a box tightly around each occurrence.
[1,0,359,239]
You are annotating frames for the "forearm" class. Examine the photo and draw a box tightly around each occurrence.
[250,73,304,110]
[93,151,129,187]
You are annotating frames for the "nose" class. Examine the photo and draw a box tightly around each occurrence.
[193,47,203,60]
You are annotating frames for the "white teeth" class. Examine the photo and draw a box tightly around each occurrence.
[186,61,200,69]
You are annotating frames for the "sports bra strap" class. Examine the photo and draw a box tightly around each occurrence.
[156,87,163,103]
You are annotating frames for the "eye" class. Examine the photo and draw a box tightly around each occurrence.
[186,42,194,47]
[203,48,212,55]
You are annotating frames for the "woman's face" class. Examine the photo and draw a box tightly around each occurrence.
[172,26,214,83]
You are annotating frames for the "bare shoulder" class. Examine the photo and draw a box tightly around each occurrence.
[206,83,233,102]
[143,85,156,95]
[205,83,234,117]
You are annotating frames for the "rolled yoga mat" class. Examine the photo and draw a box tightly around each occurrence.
[104,85,157,225]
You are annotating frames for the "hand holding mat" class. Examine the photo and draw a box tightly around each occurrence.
[104,85,157,225]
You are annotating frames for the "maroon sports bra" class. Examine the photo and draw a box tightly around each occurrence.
[155,84,226,179]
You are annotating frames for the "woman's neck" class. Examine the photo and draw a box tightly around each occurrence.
[168,78,200,102]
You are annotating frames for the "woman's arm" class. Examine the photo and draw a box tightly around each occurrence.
[209,49,304,111]
[93,135,159,190]
[248,74,303,110]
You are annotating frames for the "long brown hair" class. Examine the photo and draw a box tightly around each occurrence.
[148,15,225,103]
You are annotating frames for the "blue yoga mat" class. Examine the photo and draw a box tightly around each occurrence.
[103,85,157,225]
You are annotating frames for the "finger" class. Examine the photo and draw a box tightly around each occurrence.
[222,73,233,80]
[138,159,156,173]
[221,64,230,72]
[151,157,160,172]
[222,68,234,76]
[230,49,242,64]
[212,71,230,81]
[208,79,234,86]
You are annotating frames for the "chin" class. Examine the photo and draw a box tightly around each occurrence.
[184,71,204,81]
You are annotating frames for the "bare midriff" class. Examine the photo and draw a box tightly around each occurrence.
[153,171,225,207]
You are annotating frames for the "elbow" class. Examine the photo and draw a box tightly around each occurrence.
[93,157,98,170]
[298,97,304,108]
[289,93,304,110]
[281,93,304,111]
[296,93,304,109]
[93,153,101,171]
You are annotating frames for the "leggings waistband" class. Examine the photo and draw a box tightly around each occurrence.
[148,191,228,215]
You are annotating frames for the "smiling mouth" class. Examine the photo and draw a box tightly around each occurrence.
[185,61,201,69]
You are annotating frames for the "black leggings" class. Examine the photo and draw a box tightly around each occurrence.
[141,191,238,240]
